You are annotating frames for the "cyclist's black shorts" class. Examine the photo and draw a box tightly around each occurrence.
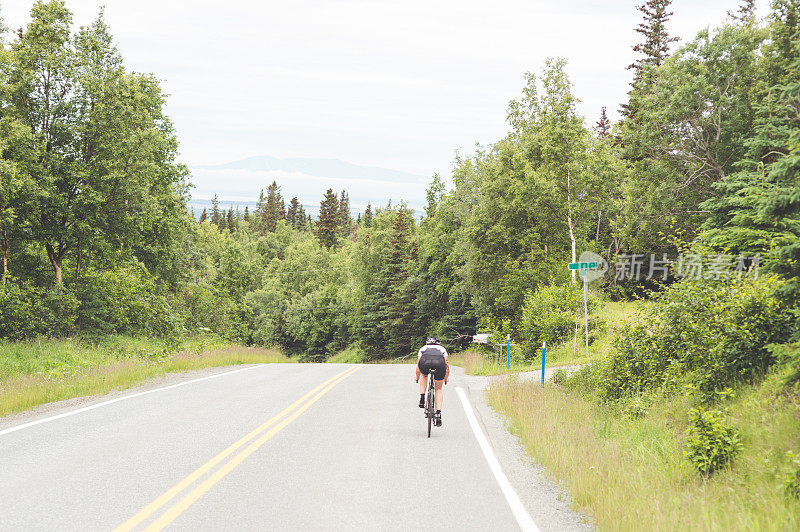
[418,354,446,381]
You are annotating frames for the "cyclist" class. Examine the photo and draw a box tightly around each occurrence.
[415,337,449,427]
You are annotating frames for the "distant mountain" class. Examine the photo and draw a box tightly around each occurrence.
[195,156,428,184]
[188,156,430,216]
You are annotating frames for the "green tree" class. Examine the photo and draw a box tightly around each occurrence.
[316,188,339,249]
[362,203,373,228]
[9,2,188,284]
[425,173,445,219]
[338,189,352,237]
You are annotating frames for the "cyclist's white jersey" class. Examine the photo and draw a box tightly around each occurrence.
[417,344,448,360]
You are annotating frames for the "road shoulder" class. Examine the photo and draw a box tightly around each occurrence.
[460,370,593,531]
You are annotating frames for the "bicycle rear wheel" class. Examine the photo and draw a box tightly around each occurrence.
[426,386,434,438]
[427,406,432,437]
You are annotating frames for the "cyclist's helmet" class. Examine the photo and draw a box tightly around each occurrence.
[425,337,440,345]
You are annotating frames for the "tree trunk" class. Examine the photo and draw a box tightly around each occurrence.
[75,243,82,283]
[45,243,64,285]
[596,210,602,242]
[1,222,7,285]
[566,169,577,283]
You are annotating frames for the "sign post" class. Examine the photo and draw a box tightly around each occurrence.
[567,261,599,359]
[506,334,511,370]
[541,341,546,387]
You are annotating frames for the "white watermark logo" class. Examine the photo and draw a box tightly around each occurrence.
[611,253,760,281]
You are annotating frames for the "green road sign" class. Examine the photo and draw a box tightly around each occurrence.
[567,261,599,270]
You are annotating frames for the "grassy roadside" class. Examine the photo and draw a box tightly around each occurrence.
[487,375,800,530]
[0,336,287,417]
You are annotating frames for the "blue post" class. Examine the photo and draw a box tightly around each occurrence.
[541,341,546,387]
[506,334,511,370]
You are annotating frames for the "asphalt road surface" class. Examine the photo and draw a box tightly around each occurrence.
[0,363,589,531]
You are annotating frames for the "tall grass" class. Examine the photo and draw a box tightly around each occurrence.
[0,337,287,416]
[488,377,800,530]
[544,300,643,365]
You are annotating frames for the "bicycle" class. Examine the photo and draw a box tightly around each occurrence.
[424,368,437,438]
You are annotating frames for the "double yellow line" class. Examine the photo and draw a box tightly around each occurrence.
[115,365,363,532]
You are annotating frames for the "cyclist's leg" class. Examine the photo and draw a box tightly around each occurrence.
[434,379,444,410]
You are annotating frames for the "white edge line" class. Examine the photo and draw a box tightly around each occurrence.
[456,386,539,532]
[0,365,264,437]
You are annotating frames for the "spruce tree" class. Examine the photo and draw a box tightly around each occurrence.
[286,196,305,229]
[362,203,373,228]
[700,0,800,293]
[262,181,285,232]
[622,0,678,118]
[243,206,250,223]
[199,208,207,223]
[210,194,221,226]
[226,208,235,232]
[254,190,267,230]
[316,188,340,248]
[338,189,352,237]
[594,106,612,137]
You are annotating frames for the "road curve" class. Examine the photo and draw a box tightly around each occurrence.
[0,363,588,531]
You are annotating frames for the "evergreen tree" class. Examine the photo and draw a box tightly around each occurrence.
[363,203,373,228]
[243,206,250,223]
[701,1,800,294]
[262,181,285,232]
[316,188,340,248]
[594,106,612,137]
[622,0,678,118]
[287,196,303,229]
[338,189,352,237]
[730,0,757,22]
[254,189,267,230]
[199,208,207,223]
[359,207,421,358]
[226,208,235,232]
[211,195,221,226]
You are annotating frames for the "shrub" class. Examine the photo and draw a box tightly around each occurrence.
[78,264,183,338]
[595,275,794,402]
[685,408,741,476]
[0,280,78,339]
[519,283,602,360]
[783,452,800,499]
[769,341,800,388]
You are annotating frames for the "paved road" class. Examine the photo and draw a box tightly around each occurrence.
[0,363,589,531]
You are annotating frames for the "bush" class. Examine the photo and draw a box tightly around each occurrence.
[78,264,183,338]
[685,408,741,476]
[595,275,794,402]
[328,345,365,363]
[783,452,800,499]
[519,283,602,360]
[0,280,78,339]
[769,341,800,388]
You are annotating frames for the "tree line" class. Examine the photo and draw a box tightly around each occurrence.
[1,0,798,362]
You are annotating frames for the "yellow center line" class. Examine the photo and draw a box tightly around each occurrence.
[115,365,362,532]
[142,365,363,532]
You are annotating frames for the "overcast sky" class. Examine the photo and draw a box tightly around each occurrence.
[2,0,771,195]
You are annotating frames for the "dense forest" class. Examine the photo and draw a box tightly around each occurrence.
[1,0,799,365]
